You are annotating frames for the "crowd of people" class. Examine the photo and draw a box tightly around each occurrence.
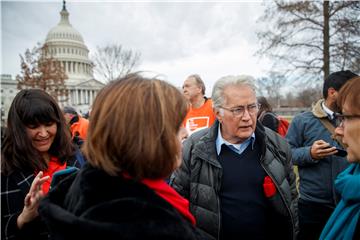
[1,70,359,240]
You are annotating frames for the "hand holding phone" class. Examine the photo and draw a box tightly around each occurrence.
[311,140,337,159]
[311,140,347,159]
[51,167,79,189]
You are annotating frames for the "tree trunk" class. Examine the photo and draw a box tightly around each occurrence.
[323,1,330,81]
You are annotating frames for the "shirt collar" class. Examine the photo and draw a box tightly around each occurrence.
[216,124,256,155]
[322,101,335,119]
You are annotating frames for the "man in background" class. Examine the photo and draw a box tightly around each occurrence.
[182,74,216,136]
[63,106,89,146]
[286,70,358,240]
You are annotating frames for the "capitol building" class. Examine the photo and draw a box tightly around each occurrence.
[1,1,105,122]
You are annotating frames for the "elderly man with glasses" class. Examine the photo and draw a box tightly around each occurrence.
[170,75,298,240]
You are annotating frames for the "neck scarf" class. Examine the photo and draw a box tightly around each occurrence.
[320,163,360,239]
[35,157,67,194]
[142,179,196,225]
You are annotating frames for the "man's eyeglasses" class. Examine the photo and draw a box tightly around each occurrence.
[221,103,260,118]
[334,113,360,127]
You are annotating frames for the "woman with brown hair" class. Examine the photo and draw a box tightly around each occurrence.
[1,89,81,240]
[39,73,208,239]
[320,76,360,239]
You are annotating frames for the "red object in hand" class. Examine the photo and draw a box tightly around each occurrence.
[263,176,276,198]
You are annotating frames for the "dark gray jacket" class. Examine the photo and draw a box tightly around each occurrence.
[170,121,298,240]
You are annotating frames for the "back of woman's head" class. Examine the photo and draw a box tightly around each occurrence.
[84,73,188,180]
[1,89,73,175]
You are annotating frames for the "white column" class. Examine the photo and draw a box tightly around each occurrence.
[80,90,83,105]
[71,90,75,105]
[74,90,77,105]
[84,90,87,104]
[89,90,92,105]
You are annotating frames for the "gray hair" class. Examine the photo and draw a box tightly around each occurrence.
[212,75,257,110]
[187,74,206,95]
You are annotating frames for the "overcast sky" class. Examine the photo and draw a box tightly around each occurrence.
[1,0,271,96]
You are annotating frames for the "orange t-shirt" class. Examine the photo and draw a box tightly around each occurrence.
[70,116,89,140]
[182,99,216,136]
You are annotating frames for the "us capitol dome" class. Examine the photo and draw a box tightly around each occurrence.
[1,0,104,121]
[45,2,92,83]
[43,1,104,112]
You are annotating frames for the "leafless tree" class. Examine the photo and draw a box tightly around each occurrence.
[92,44,141,83]
[16,43,69,102]
[256,72,287,108]
[257,1,360,83]
[296,85,322,107]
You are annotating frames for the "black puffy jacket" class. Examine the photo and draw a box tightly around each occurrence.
[170,121,298,240]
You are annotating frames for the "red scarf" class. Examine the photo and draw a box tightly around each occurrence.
[142,179,196,225]
[35,157,67,194]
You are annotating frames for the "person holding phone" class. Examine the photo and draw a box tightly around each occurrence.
[39,74,208,239]
[286,70,358,240]
[1,89,82,240]
[320,76,360,239]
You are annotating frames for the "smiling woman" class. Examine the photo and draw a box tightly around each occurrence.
[1,89,82,240]
[26,122,57,154]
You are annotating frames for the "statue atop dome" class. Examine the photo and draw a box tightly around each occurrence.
[60,0,70,26]
[62,0,66,11]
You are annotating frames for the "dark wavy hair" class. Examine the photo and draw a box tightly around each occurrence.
[323,70,357,99]
[1,89,74,175]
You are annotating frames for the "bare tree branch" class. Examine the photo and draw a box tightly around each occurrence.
[92,43,141,83]
[16,43,69,102]
[257,0,360,84]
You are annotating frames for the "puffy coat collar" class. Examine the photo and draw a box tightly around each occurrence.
[192,120,268,167]
[312,99,328,118]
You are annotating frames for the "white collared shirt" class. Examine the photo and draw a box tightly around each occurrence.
[322,101,336,119]
[216,124,255,155]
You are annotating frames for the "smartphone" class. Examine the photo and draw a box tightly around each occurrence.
[334,148,347,157]
[50,167,79,189]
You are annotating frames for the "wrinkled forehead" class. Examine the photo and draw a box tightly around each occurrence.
[223,84,256,105]
[184,77,198,86]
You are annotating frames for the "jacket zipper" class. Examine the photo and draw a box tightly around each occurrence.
[260,154,295,240]
[216,167,222,240]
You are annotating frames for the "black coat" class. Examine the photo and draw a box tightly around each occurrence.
[1,156,81,240]
[258,111,279,133]
[39,163,208,240]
